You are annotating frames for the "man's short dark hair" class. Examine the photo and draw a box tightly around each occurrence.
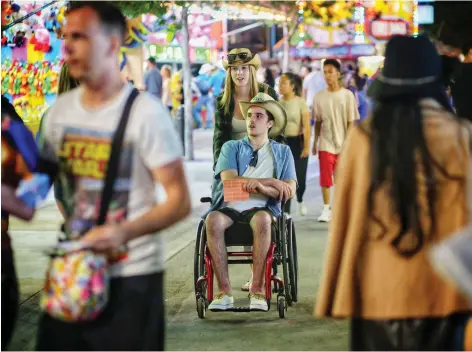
[67,1,127,45]
[147,57,157,65]
[323,59,341,72]
[266,110,275,133]
[303,66,312,73]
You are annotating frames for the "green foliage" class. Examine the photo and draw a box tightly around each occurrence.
[115,0,224,18]
[114,1,170,17]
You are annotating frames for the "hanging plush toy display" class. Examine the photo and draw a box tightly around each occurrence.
[1,58,61,97]
[119,18,151,71]
[30,28,51,52]
[1,1,21,29]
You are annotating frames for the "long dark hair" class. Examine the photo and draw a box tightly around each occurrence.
[282,72,302,97]
[264,68,275,89]
[367,87,455,257]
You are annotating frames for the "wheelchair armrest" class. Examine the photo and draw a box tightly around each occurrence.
[200,197,212,203]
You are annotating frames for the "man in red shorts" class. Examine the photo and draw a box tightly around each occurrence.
[312,59,359,222]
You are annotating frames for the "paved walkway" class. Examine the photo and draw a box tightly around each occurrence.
[7,129,320,350]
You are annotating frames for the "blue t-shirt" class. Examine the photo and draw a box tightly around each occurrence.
[210,137,297,217]
[144,67,163,98]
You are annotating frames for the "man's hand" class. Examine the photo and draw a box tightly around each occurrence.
[243,179,264,193]
[271,180,292,202]
[300,147,310,159]
[312,144,318,156]
[80,224,129,253]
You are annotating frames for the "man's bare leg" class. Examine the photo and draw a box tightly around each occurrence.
[321,186,331,205]
[249,211,272,293]
[205,211,234,293]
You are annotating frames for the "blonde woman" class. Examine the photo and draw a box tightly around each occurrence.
[161,64,173,111]
[213,48,278,292]
[213,48,278,168]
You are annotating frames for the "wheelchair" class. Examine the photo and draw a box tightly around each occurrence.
[194,197,299,319]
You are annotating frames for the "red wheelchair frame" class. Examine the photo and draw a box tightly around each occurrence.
[194,199,298,319]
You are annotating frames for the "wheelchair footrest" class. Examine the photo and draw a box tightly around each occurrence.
[209,306,268,312]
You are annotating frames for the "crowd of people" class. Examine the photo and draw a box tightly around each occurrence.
[2,1,472,351]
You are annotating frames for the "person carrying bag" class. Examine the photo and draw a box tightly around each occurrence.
[40,88,139,322]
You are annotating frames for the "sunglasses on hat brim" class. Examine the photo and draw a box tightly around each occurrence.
[227,52,252,64]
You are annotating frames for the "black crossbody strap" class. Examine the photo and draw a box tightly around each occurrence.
[96,88,139,225]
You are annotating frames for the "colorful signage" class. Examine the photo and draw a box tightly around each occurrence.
[291,44,376,60]
[147,44,213,63]
[369,18,410,40]
[364,0,416,42]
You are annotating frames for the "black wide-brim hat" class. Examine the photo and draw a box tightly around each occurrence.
[367,35,445,100]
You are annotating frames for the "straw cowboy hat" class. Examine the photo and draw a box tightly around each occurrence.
[222,48,261,71]
[239,93,287,138]
[367,35,445,100]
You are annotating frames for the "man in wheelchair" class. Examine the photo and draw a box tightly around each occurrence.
[206,93,297,312]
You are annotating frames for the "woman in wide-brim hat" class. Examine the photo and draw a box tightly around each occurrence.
[212,48,279,292]
[315,34,471,350]
[214,48,279,169]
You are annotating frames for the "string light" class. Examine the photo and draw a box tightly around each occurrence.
[354,5,365,43]
[412,0,419,37]
[195,3,288,22]
[297,0,306,38]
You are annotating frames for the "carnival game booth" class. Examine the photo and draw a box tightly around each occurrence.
[1,1,67,135]
[1,1,155,136]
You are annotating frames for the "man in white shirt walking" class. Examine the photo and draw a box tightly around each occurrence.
[312,59,359,222]
[36,2,191,350]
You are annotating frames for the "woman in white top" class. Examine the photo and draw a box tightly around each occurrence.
[279,73,311,215]
[160,65,173,111]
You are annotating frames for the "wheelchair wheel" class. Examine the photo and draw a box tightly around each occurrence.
[194,220,206,295]
[280,215,292,305]
[288,219,298,303]
[197,297,206,319]
[277,296,286,319]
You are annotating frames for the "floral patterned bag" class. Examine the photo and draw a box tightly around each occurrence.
[39,88,139,322]
[40,242,109,321]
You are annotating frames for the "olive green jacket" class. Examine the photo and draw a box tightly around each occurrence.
[212,83,278,169]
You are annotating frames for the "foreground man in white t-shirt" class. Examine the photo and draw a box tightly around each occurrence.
[36,2,191,350]
[206,93,297,312]
[312,59,359,222]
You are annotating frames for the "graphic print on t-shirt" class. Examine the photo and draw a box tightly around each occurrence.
[56,126,133,239]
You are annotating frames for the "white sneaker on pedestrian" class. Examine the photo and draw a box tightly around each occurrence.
[317,205,331,222]
[208,292,234,311]
[298,202,307,216]
[249,292,268,311]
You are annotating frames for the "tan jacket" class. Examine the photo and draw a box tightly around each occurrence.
[315,99,471,319]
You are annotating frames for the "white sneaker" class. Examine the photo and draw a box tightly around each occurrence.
[208,292,234,311]
[249,292,268,311]
[317,206,332,222]
[298,202,307,216]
